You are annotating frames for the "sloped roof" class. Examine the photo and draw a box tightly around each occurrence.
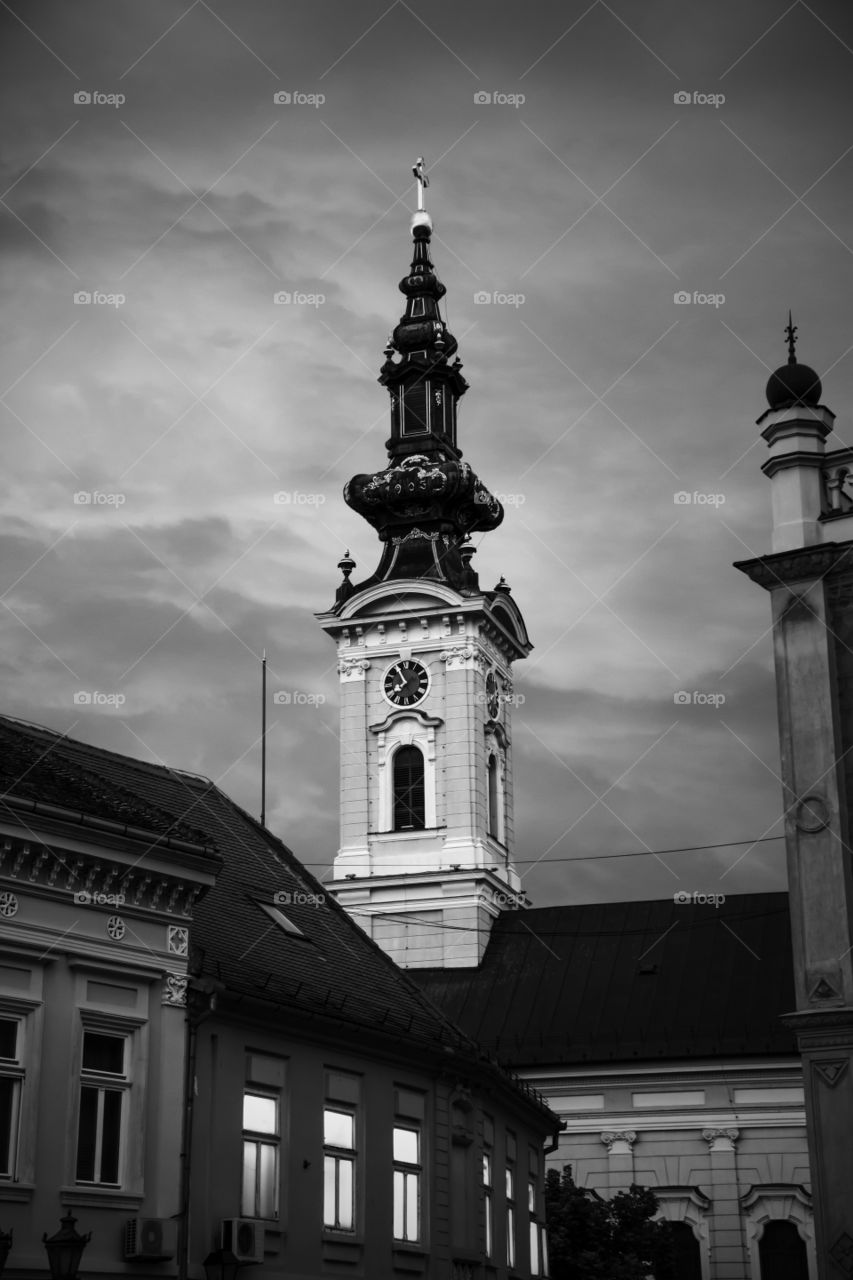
[0,715,550,1113]
[412,894,797,1067]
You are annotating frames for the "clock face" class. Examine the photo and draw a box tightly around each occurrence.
[384,659,429,707]
[486,671,500,719]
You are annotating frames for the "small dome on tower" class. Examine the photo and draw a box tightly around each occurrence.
[765,312,822,410]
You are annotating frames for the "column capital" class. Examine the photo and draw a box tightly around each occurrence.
[702,1127,739,1153]
[601,1130,637,1154]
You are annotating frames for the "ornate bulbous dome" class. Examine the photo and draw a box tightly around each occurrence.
[766,362,822,410]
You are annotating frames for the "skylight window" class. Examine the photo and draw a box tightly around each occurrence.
[258,903,306,938]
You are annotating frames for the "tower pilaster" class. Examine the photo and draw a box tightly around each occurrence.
[736,317,853,1276]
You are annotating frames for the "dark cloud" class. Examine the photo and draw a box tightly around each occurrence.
[1,0,851,904]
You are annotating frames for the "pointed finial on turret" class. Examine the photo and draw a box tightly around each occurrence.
[335,550,356,606]
[785,310,798,365]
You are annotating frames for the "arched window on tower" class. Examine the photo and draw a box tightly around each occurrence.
[759,1220,809,1279]
[393,746,426,831]
[487,755,500,840]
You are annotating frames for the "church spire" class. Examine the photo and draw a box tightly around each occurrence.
[338,161,503,603]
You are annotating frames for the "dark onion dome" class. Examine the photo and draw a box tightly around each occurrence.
[765,311,822,409]
[766,361,822,410]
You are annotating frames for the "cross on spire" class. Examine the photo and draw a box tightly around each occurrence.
[412,156,429,212]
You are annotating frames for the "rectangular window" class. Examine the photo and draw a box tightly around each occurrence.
[324,1108,356,1231]
[506,1165,516,1268]
[402,382,429,435]
[242,1090,280,1219]
[0,1017,22,1179]
[393,1124,421,1242]
[76,1030,128,1185]
[483,1151,493,1257]
[529,1181,541,1276]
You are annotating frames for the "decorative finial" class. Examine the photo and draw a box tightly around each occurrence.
[785,310,798,365]
[337,549,355,579]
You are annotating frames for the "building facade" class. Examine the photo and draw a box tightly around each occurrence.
[0,713,559,1279]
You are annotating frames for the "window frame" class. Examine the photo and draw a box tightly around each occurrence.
[75,1027,130,1187]
[324,1105,357,1233]
[241,1088,281,1220]
[0,1013,23,1181]
[392,744,427,832]
[392,1122,422,1244]
[506,1158,517,1269]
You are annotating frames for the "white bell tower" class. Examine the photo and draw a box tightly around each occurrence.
[318,166,532,968]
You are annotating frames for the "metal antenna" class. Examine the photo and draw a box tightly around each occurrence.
[261,649,267,826]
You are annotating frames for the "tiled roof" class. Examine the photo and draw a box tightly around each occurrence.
[0,716,551,1105]
[0,716,213,846]
[412,894,797,1066]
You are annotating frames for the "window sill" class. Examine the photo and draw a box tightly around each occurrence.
[322,1234,363,1266]
[61,1186,144,1210]
[393,1244,428,1273]
[0,1182,35,1203]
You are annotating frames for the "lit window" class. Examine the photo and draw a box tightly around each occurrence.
[483,1151,493,1257]
[76,1030,128,1185]
[529,1181,543,1276]
[324,1108,356,1231]
[506,1165,516,1268]
[242,1090,280,1218]
[393,746,426,831]
[0,1017,22,1180]
[393,1125,421,1242]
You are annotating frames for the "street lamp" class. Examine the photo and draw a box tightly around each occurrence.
[42,1213,91,1280]
[0,1228,12,1277]
[202,1248,242,1280]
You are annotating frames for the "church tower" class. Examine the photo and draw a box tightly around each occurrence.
[317,164,531,968]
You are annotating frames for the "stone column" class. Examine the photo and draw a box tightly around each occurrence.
[600,1130,636,1195]
[701,1128,744,1280]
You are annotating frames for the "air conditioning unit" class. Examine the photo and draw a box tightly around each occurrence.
[124,1218,177,1261]
[221,1218,264,1264]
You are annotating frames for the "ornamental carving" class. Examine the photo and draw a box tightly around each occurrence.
[814,1059,848,1087]
[794,793,830,832]
[168,925,189,956]
[0,891,19,917]
[440,644,484,671]
[338,657,370,681]
[106,915,126,941]
[162,973,188,1007]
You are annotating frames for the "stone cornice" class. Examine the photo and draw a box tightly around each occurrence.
[0,832,206,917]
[734,541,853,590]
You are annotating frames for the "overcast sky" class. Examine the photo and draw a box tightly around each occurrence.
[2,0,852,906]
